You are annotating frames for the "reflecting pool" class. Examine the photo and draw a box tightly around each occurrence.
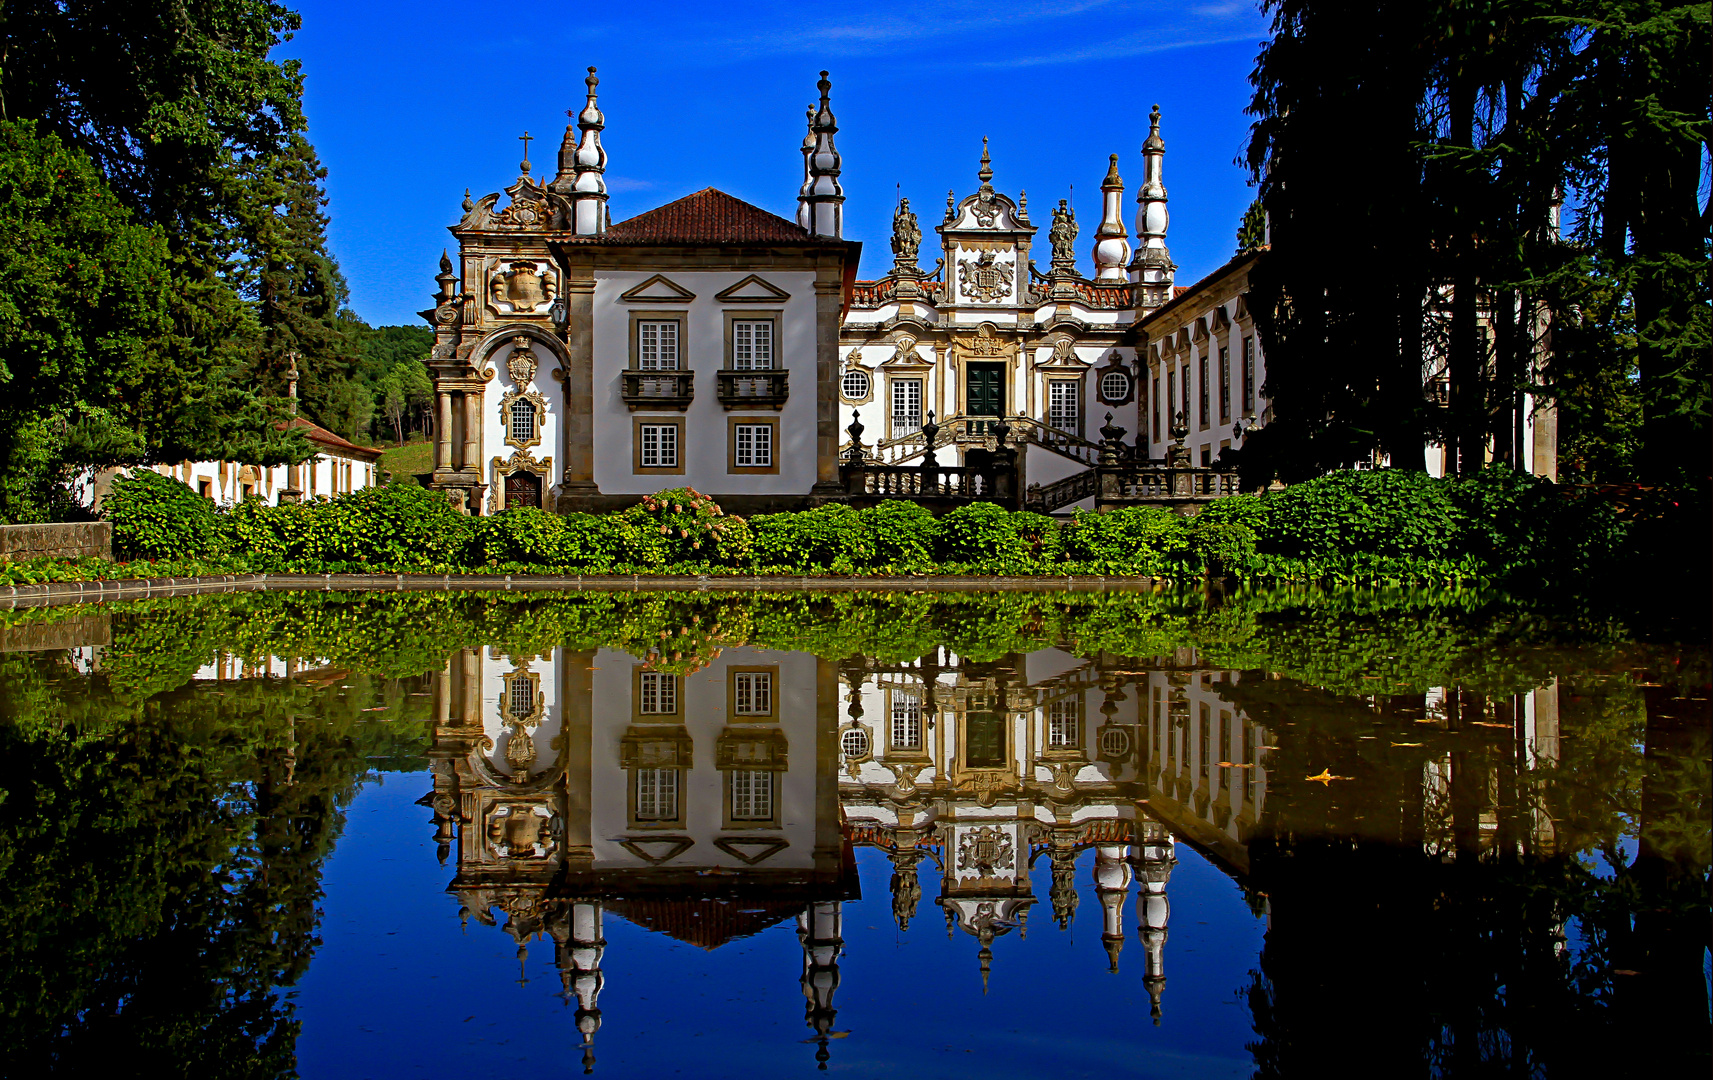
[1,590,1707,1078]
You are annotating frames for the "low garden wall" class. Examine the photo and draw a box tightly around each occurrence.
[0,521,111,560]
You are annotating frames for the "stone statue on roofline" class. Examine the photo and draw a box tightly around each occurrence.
[891,198,922,271]
[1050,199,1078,274]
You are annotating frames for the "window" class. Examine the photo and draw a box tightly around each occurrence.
[1048,379,1080,435]
[1152,376,1161,443]
[1167,370,1176,423]
[841,369,870,400]
[508,675,535,719]
[510,399,537,443]
[732,670,773,716]
[1100,728,1131,758]
[734,423,771,468]
[732,320,774,370]
[841,728,870,758]
[638,671,677,715]
[639,423,678,469]
[1243,336,1255,414]
[730,770,774,821]
[1047,698,1080,748]
[890,379,922,438]
[1198,351,1210,427]
[638,320,680,370]
[635,768,679,821]
[1100,369,1130,402]
[1219,345,1231,423]
[891,692,922,750]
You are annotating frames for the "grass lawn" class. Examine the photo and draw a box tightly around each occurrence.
[379,437,433,482]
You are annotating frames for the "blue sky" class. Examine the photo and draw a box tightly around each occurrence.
[283,0,1271,328]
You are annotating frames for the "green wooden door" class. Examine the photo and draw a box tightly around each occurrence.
[966,363,1003,435]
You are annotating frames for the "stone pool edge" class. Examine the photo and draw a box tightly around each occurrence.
[1,571,1170,609]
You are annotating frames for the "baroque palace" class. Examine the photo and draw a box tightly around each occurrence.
[157,637,1560,1071]
[421,68,1555,516]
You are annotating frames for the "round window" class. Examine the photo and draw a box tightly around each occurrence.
[841,369,871,400]
[840,728,870,758]
[1100,728,1132,757]
[1100,370,1131,402]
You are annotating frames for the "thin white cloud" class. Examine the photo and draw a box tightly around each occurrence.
[988,28,1264,67]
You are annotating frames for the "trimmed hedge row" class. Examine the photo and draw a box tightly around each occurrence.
[89,465,1668,586]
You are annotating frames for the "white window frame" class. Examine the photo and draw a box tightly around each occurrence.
[733,671,773,716]
[1100,370,1130,402]
[638,320,680,371]
[734,423,772,468]
[732,320,774,371]
[890,378,923,439]
[729,769,774,821]
[635,768,679,821]
[640,423,678,469]
[890,691,922,750]
[1048,379,1081,435]
[638,671,677,715]
[1047,698,1080,749]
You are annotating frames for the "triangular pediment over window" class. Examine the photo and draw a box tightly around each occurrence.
[714,274,791,303]
[619,837,696,864]
[620,274,697,302]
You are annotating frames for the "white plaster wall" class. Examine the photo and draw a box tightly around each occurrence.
[589,646,820,870]
[592,270,820,497]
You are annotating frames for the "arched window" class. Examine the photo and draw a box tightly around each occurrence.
[510,399,537,443]
[840,728,870,759]
[841,369,870,400]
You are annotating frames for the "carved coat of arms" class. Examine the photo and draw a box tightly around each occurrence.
[957,825,1016,876]
[958,250,1014,303]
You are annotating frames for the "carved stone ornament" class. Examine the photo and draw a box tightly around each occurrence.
[957,825,1016,876]
[1049,200,1078,271]
[492,174,570,230]
[487,260,558,315]
[485,803,561,859]
[498,385,548,451]
[954,324,1015,359]
[506,337,539,384]
[891,198,922,267]
[486,451,554,514]
[1037,338,1088,369]
[958,249,1014,303]
[885,336,929,368]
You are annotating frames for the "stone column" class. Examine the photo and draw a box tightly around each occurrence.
[561,253,599,498]
[435,390,454,472]
[562,648,595,868]
[813,658,841,877]
[810,253,847,499]
[461,392,480,474]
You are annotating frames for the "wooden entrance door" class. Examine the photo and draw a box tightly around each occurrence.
[966,362,1004,436]
[504,471,541,510]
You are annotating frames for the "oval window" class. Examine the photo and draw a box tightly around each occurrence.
[1100,370,1131,402]
[840,728,870,758]
[842,369,871,400]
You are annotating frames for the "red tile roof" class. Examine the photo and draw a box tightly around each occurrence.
[606,897,804,951]
[587,188,844,246]
[286,416,383,461]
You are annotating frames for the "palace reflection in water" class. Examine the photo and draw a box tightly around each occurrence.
[418,640,1569,1071]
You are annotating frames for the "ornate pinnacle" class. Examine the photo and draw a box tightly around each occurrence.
[977,136,994,191]
[439,249,454,275]
[586,65,599,96]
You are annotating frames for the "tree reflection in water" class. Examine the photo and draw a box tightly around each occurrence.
[0,592,1705,1076]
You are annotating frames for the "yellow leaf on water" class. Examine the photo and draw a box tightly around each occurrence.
[1304,769,1350,784]
[1390,741,1423,747]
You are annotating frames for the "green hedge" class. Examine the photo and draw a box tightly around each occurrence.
[57,466,1686,587]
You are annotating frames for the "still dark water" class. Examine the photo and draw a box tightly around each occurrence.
[1,590,1707,1078]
